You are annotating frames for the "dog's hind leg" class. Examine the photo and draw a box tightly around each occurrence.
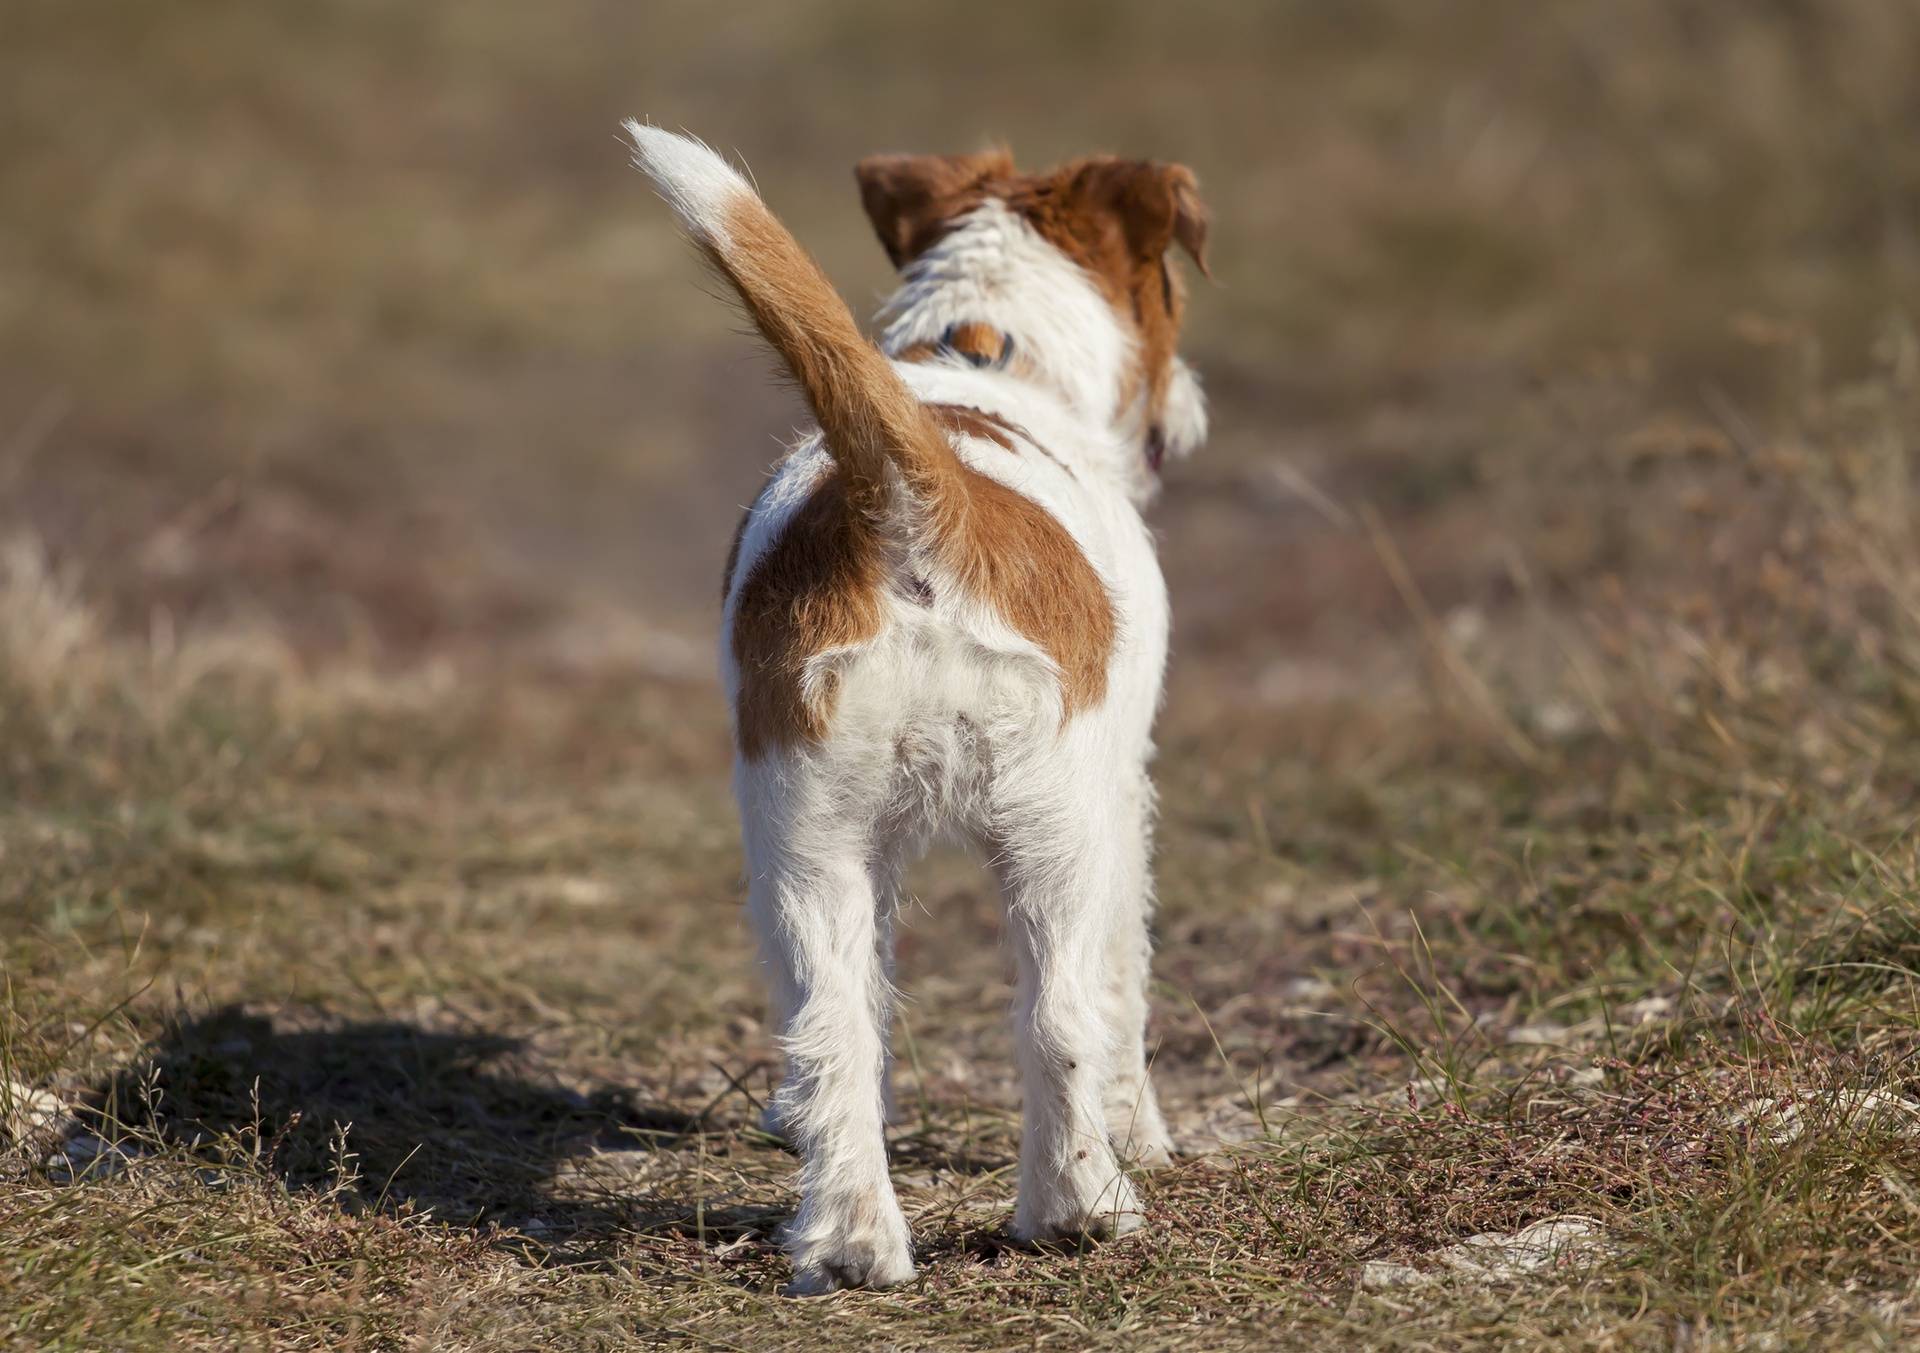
[1097,771,1175,1165]
[871,847,908,1128]
[743,776,914,1294]
[991,779,1147,1244]
[757,838,909,1140]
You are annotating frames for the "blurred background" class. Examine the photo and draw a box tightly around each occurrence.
[8,0,1916,695]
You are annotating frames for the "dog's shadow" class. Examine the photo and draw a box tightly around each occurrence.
[84,1007,785,1265]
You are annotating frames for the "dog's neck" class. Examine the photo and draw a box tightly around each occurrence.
[876,201,1138,435]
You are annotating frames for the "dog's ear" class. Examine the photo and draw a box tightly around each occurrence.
[855,149,1014,269]
[1074,160,1211,279]
[1163,164,1211,279]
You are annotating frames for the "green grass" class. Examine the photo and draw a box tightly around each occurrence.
[6,1,1920,1348]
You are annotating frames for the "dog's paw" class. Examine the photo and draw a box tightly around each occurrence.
[786,1233,917,1295]
[1013,1167,1145,1244]
[785,1243,917,1295]
[783,1193,916,1296]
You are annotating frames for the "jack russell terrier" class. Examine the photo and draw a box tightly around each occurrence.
[625,123,1210,1294]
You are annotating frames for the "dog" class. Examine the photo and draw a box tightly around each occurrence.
[624,124,1210,1294]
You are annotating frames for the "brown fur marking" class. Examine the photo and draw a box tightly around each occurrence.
[941,321,1011,367]
[894,323,1012,370]
[855,149,1015,268]
[927,402,1021,453]
[729,470,886,761]
[928,403,1076,479]
[928,457,1115,718]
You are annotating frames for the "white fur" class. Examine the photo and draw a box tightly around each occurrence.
[657,134,1194,1293]
[1160,356,1210,462]
[878,201,1134,437]
[878,203,1209,504]
[623,120,751,245]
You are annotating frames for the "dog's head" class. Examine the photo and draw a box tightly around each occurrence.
[856,149,1211,483]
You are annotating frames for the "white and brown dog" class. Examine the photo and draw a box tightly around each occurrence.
[625,125,1210,1294]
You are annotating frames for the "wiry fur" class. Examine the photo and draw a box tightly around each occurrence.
[624,124,1210,1294]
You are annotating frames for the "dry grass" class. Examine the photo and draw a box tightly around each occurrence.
[6,2,1920,1349]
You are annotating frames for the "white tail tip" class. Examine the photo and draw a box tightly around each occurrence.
[622,121,754,244]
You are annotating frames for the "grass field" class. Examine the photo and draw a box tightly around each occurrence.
[5,2,1920,1347]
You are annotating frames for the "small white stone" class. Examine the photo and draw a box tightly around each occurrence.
[1,1081,69,1141]
[1279,976,1336,1003]
[1445,606,1488,650]
[1357,1259,1427,1290]
[1506,1024,1572,1047]
[1435,1216,1610,1280]
[1357,1215,1613,1292]
[1532,700,1587,740]
[1622,996,1675,1024]
[544,876,615,908]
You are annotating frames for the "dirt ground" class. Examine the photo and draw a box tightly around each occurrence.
[6,2,1920,1348]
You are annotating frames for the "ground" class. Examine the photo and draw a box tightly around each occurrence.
[5,2,1920,1348]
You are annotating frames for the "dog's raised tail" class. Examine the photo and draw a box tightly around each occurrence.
[623,123,953,513]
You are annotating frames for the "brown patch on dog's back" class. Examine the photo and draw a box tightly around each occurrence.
[929,460,1116,718]
[911,411,1115,716]
[729,472,885,759]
